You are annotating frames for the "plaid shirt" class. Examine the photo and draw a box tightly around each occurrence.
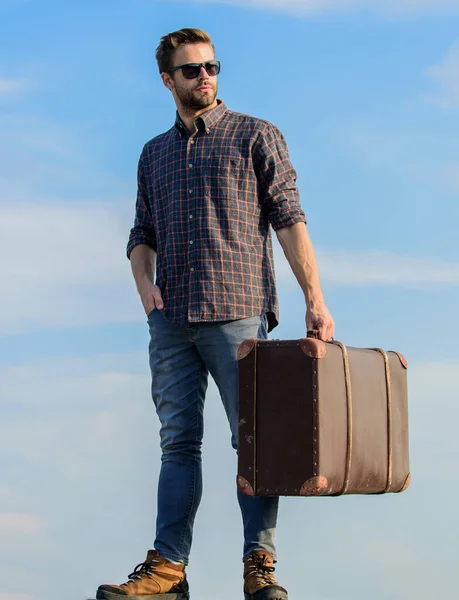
[127,99,306,332]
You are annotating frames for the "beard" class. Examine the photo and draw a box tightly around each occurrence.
[174,80,218,111]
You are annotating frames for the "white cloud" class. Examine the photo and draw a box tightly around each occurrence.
[406,361,459,453]
[318,249,459,287]
[0,514,45,536]
[181,0,459,17]
[0,109,141,335]
[0,353,155,475]
[0,77,26,96]
[426,41,459,109]
[0,198,140,334]
[274,240,459,289]
[0,201,128,285]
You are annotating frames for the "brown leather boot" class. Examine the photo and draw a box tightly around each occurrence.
[243,550,288,600]
[96,550,189,600]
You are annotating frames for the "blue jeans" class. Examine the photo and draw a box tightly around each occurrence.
[147,309,279,566]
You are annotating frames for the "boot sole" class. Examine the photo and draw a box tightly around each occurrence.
[244,590,288,600]
[96,593,189,600]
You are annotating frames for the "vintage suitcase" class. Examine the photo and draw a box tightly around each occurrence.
[236,334,410,497]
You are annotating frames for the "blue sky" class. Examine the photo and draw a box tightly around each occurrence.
[0,1,458,599]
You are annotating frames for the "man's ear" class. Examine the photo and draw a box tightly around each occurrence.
[161,72,174,91]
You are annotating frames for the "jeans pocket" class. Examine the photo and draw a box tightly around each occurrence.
[147,308,157,320]
[259,312,268,339]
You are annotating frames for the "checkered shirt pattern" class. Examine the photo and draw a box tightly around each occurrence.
[126,99,306,332]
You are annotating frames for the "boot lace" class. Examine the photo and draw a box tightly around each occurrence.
[246,554,276,585]
[121,557,160,586]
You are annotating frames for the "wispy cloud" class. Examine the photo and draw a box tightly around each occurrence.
[274,241,459,289]
[0,513,45,536]
[408,361,459,451]
[0,77,26,96]
[318,249,459,287]
[0,353,153,471]
[0,200,128,285]
[0,198,138,335]
[180,0,459,17]
[425,41,459,109]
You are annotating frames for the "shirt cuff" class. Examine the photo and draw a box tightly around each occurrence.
[126,235,157,259]
[269,210,307,232]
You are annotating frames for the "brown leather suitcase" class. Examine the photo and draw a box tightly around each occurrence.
[236,334,411,497]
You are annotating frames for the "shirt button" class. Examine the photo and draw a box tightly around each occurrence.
[189,214,193,219]
[189,240,194,245]
[189,164,193,168]
[189,189,193,194]
[190,140,195,144]
[190,267,195,272]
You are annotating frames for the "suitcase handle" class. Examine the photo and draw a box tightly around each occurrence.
[307,329,334,342]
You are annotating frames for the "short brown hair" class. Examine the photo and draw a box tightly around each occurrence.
[155,28,215,74]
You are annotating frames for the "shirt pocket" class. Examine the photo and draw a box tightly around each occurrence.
[203,153,249,198]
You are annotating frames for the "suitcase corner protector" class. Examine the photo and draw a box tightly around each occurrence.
[397,473,411,493]
[299,476,329,496]
[237,475,255,496]
[393,351,408,369]
[237,338,257,361]
[299,338,327,359]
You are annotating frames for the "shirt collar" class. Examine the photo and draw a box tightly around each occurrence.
[174,99,227,135]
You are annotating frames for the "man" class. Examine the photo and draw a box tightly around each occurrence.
[97,28,334,600]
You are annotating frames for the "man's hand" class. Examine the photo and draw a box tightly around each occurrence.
[306,303,335,342]
[129,245,163,315]
[138,277,164,315]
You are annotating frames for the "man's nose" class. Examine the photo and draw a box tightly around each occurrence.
[198,66,209,80]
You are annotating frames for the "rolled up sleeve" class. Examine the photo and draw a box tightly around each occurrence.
[126,148,157,259]
[253,122,306,231]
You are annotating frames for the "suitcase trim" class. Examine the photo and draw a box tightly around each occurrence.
[371,348,393,493]
[331,341,353,495]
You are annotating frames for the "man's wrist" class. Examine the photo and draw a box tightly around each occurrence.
[304,292,325,311]
[136,272,155,290]
[302,281,323,307]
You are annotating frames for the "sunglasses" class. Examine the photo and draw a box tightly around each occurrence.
[167,60,221,80]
